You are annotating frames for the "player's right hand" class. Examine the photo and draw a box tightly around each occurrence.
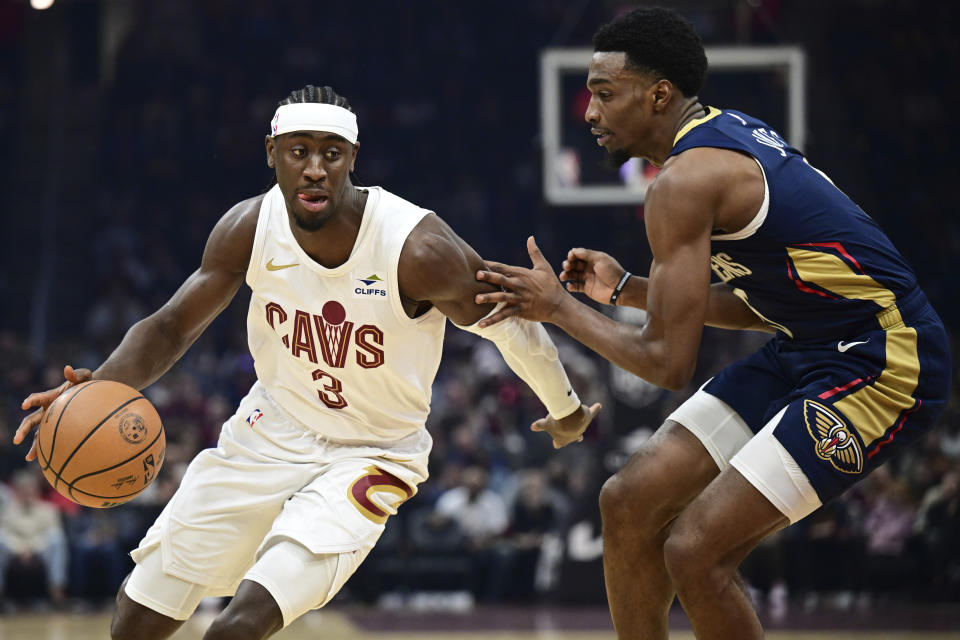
[560,248,627,305]
[532,402,602,449]
[15,365,92,461]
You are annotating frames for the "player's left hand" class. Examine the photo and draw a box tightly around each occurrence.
[475,236,571,327]
[15,365,92,461]
[532,402,602,449]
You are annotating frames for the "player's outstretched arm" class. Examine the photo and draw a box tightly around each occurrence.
[476,159,729,390]
[15,197,260,460]
[398,215,600,448]
[91,198,259,387]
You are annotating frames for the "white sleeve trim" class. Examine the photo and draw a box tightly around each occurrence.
[455,304,581,419]
[711,157,769,241]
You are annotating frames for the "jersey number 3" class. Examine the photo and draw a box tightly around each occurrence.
[312,368,348,409]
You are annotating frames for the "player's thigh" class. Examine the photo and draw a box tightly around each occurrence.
[265,456,420,557]
[243,539,364,627]
[676,341,794,471]
[602,341,793,530]
[111,553,202,639]
[112,592,186,640]
[600,419,721,528]
[664,465,788,584]
[204,580,283,640]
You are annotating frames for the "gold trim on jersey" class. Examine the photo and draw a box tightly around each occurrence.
[786,246,920,447]
[833,326,920,447]
[673,106,722,147]
[732,288,794,337]
[786,247,896,310]
[786,247,908,331]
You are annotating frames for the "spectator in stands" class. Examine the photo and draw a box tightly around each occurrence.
[861,470,919,599]
[434,464,508,600]
[434,465,508,548]
[488,468,562,601]
[0,468,68,606]
[915,467,960,600]
[66,509,128,604]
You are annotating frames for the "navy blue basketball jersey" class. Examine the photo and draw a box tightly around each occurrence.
[669,107,918,344]
[669,108,950,503]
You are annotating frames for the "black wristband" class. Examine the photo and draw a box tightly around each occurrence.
[609,271,632,306]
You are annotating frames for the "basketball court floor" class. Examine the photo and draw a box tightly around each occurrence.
[2,605,958,639]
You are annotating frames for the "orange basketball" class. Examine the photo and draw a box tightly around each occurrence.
[35,380,165,508]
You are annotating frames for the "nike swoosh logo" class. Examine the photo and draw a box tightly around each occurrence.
[266,259,298,271]
[566,389,573,396]
[837,339,870,353]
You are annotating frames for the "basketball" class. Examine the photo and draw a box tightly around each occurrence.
[35,380,165,508]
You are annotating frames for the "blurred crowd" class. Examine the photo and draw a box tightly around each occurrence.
[1,0,958,615]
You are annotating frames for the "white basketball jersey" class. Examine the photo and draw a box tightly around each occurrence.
[245,185,446,443]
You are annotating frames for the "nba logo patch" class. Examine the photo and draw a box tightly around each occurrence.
[247,409,264,427]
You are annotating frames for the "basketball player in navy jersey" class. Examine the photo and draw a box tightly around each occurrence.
[475,7,950,639]
[14,85,599,640]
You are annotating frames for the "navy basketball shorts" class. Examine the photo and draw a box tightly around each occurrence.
[670,299,950,522]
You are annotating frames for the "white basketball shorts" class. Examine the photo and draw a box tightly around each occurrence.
[124,381,430,624]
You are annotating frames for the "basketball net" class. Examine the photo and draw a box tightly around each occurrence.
[325,323,344,362]
[317,318,354,368]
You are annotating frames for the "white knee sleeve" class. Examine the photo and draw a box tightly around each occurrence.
[244,540,363,627]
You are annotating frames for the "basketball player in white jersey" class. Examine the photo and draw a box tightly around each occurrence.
[15,85,600,640]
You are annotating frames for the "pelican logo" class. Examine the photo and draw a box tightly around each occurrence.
[347,465,414,524]
[118,413,147,444]
[804,399,863,474]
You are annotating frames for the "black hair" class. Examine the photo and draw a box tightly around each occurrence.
[277,84,354,113]
[593,6,707,98]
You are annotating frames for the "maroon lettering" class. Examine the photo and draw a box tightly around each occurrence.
[291,310,318,364]
[355,325,385,369]
[265,302,290,348]
[312,368,348,409]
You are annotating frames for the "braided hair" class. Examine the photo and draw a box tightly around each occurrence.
[277,84,353,112]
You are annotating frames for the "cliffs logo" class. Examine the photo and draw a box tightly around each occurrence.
[355,273,387,298]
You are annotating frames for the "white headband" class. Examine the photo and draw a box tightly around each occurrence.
[270,103,359,144]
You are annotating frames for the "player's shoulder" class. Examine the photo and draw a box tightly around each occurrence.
[211,193,265,240]
[225,193,266,227]
[202,193,266,267]
[369,185,433,219]
[402,212,459,267]
[654,146,758,202]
